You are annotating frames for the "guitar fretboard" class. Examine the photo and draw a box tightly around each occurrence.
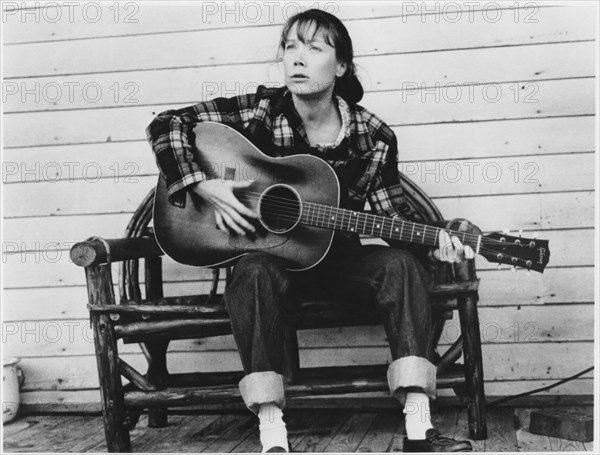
[301,201,479,250]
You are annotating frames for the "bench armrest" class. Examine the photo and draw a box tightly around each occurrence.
[70,236,164,267]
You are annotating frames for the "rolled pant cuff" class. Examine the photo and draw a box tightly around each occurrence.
[238,371,286,415]
[387,356,437,406]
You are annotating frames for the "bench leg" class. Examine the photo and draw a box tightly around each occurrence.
[143,340,170,428]
[144,256,169,428]
[94,314,132,451]
[458,294,487,440]
[88,265,132,452]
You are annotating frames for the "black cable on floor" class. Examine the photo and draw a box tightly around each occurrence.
[486,366,594,407]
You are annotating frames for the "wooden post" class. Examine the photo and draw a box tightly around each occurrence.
[457,293,487,440]
[143,256,170,428]
[86,264,132,452]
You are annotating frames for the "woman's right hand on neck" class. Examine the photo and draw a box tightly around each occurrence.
[190,180,258,236]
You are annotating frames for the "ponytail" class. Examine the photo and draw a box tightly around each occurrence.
[334,72,363,106]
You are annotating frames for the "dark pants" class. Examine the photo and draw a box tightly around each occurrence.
[224,243,438,413]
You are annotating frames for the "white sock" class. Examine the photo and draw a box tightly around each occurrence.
[258,403,288,453]
[404,391,434,439]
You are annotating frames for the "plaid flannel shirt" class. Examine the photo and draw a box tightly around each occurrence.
[146,86,425,229]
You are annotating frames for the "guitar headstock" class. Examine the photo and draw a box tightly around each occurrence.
[479,232,550,273]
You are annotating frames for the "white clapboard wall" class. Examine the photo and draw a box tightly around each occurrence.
[2,2,596,407]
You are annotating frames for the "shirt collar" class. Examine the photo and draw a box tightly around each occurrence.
[272,86,355,149]
[314,95,351,149]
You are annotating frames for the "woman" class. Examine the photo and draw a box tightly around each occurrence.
[148,8,476,453]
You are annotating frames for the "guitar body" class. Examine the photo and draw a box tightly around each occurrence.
[153,122,340,270]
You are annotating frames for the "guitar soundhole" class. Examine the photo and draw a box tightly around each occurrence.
[258,184,302,234]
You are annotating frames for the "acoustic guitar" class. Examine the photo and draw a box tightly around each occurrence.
[153,122,550,273]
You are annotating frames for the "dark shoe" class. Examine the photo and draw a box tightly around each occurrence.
[403,429,473,452]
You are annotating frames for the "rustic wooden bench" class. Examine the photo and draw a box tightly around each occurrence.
[71,178,487,452]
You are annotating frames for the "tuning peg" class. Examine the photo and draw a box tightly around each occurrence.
[511,266,517,272]
[525,269,531,276]
[518,230,523,237]
[532,232,539,239]
[502,228,510,234]
[497,263,503,270]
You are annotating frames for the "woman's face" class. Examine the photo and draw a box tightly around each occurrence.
[282,22,347,99]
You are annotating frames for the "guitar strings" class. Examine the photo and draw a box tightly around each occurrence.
[233,203,534,267]
[237,200,528,261]
[236,191,533,258]
[236,190,505,246]
[232,198,536,266]
[236,190,484,243]
[229,191,537,265]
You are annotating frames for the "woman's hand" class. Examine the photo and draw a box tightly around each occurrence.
[190,180,258,235]
[432,230,475,263]
[431,219,479,263]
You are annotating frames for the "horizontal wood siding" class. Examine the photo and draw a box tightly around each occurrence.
[2,2,596,406]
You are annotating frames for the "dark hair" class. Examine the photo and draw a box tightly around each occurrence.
[278,8,363,105]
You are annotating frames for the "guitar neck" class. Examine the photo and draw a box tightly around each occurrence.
[301,202,480,251]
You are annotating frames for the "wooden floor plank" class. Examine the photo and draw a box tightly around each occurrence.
[229,415,262,453]
[483,407,519,452]
[83,414,150,453]
[199,414,256,453]
[156,413,222,452]
[323,412,379,453]
[453,407,486,452]
[50,416,109,452]
[516,428,591,452]
[2,417,49,438]
[292,410,350,453]
[85,414,158,452]
[286,410,325,448]
[233,409,341,452]
[130,414,246,453]
[131,414,220,453]
[385,417,406,452]
[159,414,248,452]
[2,415,78,452]
[355,412,402,452]
[230,431,262,452]
[2,407,594,452]
[582,441,594,451]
